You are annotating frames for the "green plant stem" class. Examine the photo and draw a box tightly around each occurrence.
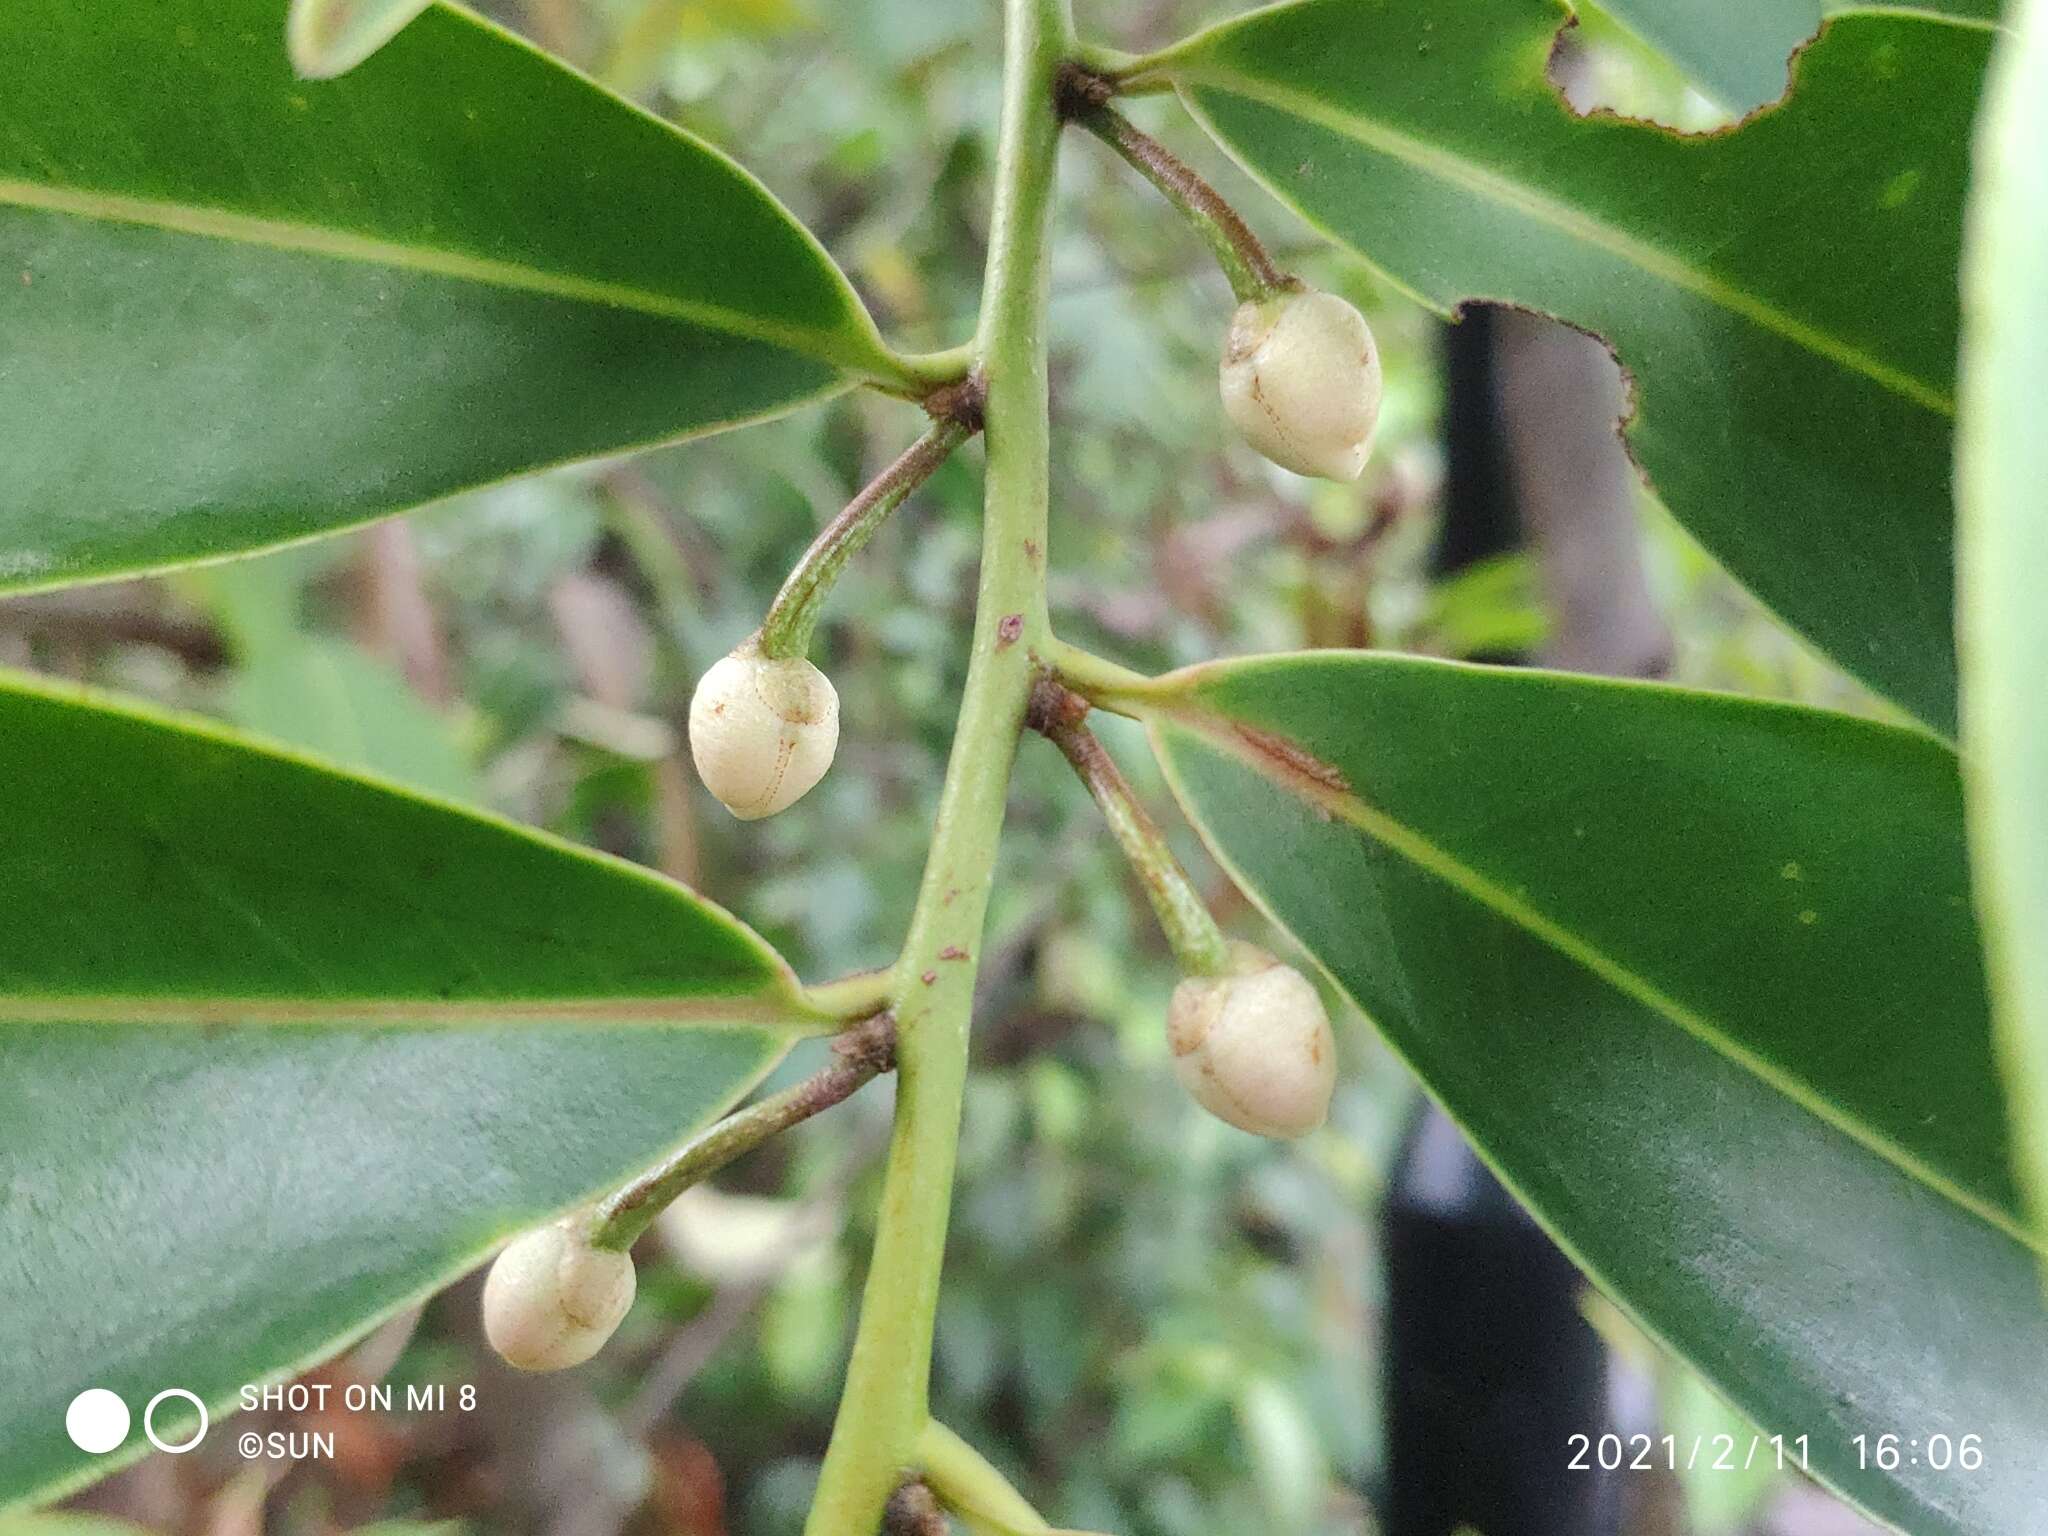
[1064,93,1290,304]
[587,1012,895,1252]
[1044,636,1154,712]
[1029,679,1228,976]
[803,967,899,1020]
[917,1421,1051,1534]
[759,417,973,660]
[888,342,979,392]
[801,0,1070,1527]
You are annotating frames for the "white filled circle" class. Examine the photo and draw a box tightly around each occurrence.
[65,1388,130,1454]
[143,1389,207,1454]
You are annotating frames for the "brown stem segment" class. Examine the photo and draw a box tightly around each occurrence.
[1027,678,1230,976]
[1056,66,1292,305]
[759,398,981,661]
[884,1481,950,1536]
[587,1012,897,1252]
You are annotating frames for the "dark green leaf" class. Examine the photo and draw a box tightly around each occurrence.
[1958,0,2048,1235]
[0,672,816,1508]
[0,1024,786,1510]
[0,671,810,1025]
[1159,0,1987,733]
[0,0,910,593]
[1583,0,2000,111]
[1132,652,2047,1535]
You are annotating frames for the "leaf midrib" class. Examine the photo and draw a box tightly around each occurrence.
[0,990,823,1029]
[0,176,873,376]
[1171,71,1955,418]
[1150,701,2035,1255]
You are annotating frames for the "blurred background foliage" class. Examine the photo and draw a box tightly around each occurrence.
[5,2,1894,1533]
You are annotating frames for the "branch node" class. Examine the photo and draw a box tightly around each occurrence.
[1052,59,1116,120]
[831,1010,899,1076]
[1025,675,1091,737]
[923,369,987,434]
[884,1479,950,1536]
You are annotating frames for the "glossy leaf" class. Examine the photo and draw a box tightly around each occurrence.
[1132,652,2048,1535]
[0,672,811,1025]
[1158,0,1985,734]
[288,0,434,78]
[0,0,909,594]
[1583,0,2000,111]
[1958,0,2048,1233]
[0,673,815,1507]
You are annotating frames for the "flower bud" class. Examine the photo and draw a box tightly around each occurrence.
[688,646,839,820]
[1167,943,1336,1138]
[1218,289,1382,482]
[482,1221,636,1372]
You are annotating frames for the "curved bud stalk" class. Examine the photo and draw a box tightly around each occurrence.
[482,1219,637,1372]
[1027,680,1229,977]
[688,411,977,821]
[1219,289,1384,482]
[1025,681,1335,1136]
[1059,86,1381,482]
[587,1012,897,1253]
[1060,82,1290,306]
[1168,942,1336,1138]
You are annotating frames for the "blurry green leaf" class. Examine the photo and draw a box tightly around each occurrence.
[1421,552,1548,659]
[1137,651,2048,1535]
[1957,0,2048,1243]
[1161,0,1986,732]
[761,1245,850,1403]
[1661,1368,1780,1534]
[229,637,478,800]
[181,542,479,798]
[287,0,432,78]
[0,1519,156,1536]
[0,0,907,595]
[1232,1377,1325,1536]
[1584,0,2000,112]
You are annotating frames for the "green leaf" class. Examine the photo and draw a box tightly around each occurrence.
[1157,0,1986,734]
[0,0,911,595]
[1130,652,2048,1535]
[0,672,816,1508]
[1582,0,2000,112]
[0,671,810,1027]
[288,0,434,78]
[1958,0,2048,1239]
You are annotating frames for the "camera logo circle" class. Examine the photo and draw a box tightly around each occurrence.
[144,1389,208,1454]
[64,1389,130,1454]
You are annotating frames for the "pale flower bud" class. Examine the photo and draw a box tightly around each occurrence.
[482,1220,636,1372]
[1218,289,1382,482]
[1167,943,1336,1138]
[688,646,839,820]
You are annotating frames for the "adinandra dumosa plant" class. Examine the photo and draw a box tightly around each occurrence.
[4,0,2043,1532]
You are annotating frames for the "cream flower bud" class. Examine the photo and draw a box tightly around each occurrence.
[1167,943,1336,1139]
[688,646,839,820]
[482,1220,637,1373]
[1218,289,1382,482]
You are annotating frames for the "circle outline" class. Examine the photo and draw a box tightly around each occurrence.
[143,1388,208,1454]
